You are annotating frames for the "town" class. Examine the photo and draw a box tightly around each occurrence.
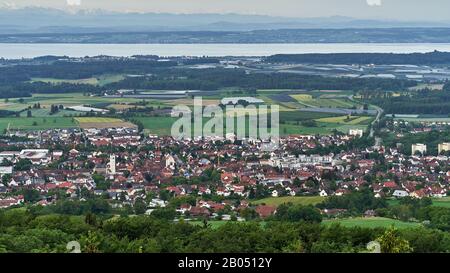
[1,123,449,222]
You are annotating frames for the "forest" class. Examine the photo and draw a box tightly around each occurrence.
[2,189,450,253]
[105,68,416,91]
[368,88,450,115]
[0,59,417,98]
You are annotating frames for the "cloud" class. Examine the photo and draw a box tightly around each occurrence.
[0,1,17,9]
[366,0,382,6]
[66,0,81,6]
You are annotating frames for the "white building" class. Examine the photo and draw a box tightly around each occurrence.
[221,97,264,105]
[349,129,364,138]
[438,143,450,154]
[165,154,176,169]
[19,149,50,164]
[0,166,13,176]
[393,190,409,198]
[411,144,427,155]
[107,154,116,175]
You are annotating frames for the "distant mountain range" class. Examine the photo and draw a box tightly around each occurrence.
[1,7,450,34]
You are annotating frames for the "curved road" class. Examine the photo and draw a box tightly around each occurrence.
[369,105,383,138]
[347,95,383,138]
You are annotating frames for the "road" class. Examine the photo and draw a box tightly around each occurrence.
[369,105,384,138]
[347,95,383,138]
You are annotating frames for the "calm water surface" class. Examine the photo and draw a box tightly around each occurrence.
[1,43,450,58]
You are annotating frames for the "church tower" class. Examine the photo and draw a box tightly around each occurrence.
[108,154,116,175]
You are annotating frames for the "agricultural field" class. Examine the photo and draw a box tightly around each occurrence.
[280,111,370,135]
[18,108,81,118]
[31,77,100,85]
[0,91,372,136]
[280,111,339,122]
[163,98,220,107]
[0,117,78,132]
[290,94,360,109]
[252,196,326,207]
[133,117,178,136]
[408,83,444,91]
[31,74,126,86]
[316,115,372,125]
[134,111,369,137]
[393,116,450,123]
[280,123,340,135]
[322,217,421,229]
[5,93,141,110]
[75,117,136,129]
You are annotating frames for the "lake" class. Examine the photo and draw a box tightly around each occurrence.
[1,43,450,58]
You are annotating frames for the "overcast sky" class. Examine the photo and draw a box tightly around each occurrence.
[1,0,450,21]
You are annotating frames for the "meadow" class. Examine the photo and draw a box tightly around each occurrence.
[290,94,360,109]
[75,117,136,129]
[251,196,326,207]
[0,90,373,136]
[316,115,372,125]
[75,117,124,124]
[18,109,81,118]
[30,74,126,86]
[133,113,370,136]
[0,117,78,132]
[4,93,142,111]
[188,217,420,230]
[394,117,450,123]
[322,217,421,229]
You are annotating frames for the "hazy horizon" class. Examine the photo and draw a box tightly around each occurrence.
[1,0,450,22]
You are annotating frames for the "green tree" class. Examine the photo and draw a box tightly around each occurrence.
[376,226,412,253]
[134,198,148,215]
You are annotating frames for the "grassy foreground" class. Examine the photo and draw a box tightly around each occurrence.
[252,196,326,207]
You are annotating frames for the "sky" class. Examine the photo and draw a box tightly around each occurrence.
[1,0,450,22]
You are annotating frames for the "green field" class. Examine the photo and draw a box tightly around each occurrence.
[31,74,126,86]
[3,93,142,110]
[189,217,419,230]
[388,197,450,208]
[394,117,450,123]
[18,108,81,118]
[317,115,372,125]
[0,91,371,135]
[31,77,100,85]
[134,114,368,136]
[280,122,367,135]
[323,217,421,229]
[0,117,78,132]
[431,197,450,208]
[291,94,360,109]
[133,117,177,136]
[252,196,326,207]
[279,111,338,122]
[75,117,124,124]
[189,220,234,229]
[432,200,450,208]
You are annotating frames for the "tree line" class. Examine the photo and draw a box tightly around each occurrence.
[266,51,450,65]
